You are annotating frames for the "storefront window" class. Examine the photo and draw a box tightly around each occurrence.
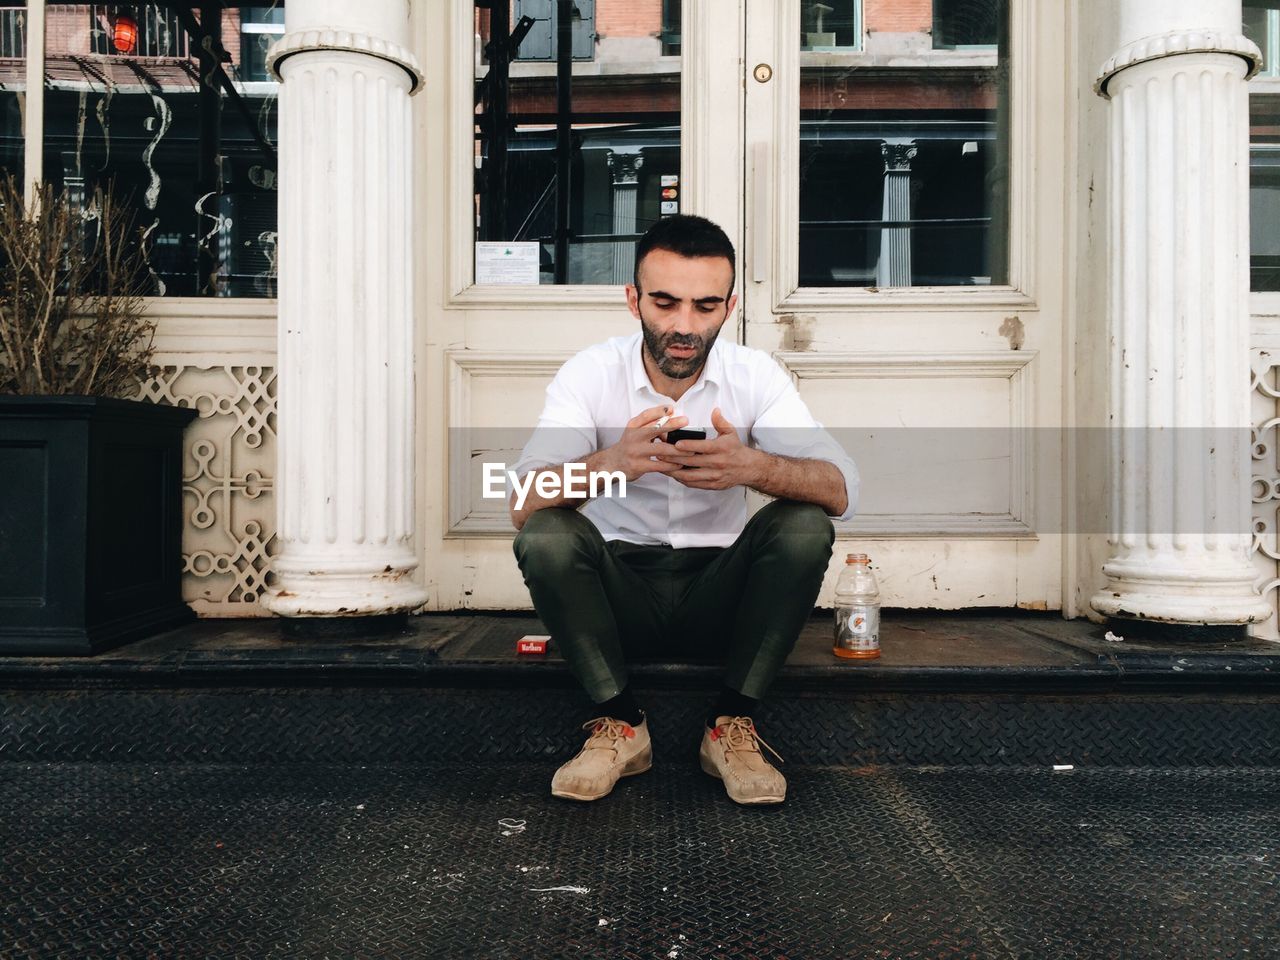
[42,3,281,297]
[0,5,25,187]
[1249,2,1280,291]
[473,0,681,285]
[1246,1,1280,78]
[1252,94,1280,292]
[798,0,1009,288]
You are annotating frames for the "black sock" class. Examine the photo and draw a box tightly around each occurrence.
[706,686,760,730]
[594,686,645,727]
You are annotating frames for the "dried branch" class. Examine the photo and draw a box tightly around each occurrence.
[0,175,156,397]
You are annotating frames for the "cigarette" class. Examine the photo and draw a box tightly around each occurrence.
[654,414,672,429]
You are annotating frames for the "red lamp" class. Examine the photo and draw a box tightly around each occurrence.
[111,10,139,54]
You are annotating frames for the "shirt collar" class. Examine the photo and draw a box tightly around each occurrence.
[630,330,724,397]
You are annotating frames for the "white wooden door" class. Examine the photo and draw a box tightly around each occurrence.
[415,0,1068,612]
[740,0,1068,610]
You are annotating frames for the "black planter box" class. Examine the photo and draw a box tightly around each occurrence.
[0,396,198,655]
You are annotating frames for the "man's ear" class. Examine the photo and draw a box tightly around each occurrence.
[726,292,739,317]
[625,283,642,320]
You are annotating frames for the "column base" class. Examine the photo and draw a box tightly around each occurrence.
[279,613,408,639]
[1091,584,1271,631]
[1100,616,1249,644]
[262,569,428,619]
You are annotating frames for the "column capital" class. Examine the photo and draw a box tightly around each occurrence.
[268,29,425,92]
[1095,29,1260,98]
[606,150,645,187]
[880,140,918,173]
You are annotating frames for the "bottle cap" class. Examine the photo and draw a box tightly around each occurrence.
[846,553,869,564]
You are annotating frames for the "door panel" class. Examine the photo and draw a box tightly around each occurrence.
[742,0,1065,610]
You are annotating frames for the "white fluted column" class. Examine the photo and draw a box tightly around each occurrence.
[262,0,428,619]
[876,140,916,288]
[1091,0,1270,631]
[607,149,644,284]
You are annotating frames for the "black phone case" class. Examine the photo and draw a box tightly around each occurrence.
[666,428,706,443]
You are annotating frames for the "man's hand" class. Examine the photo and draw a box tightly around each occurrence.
[509,404,688,531]
[597,403,690,482]
[658,407,765,490]
[659,406,848,515]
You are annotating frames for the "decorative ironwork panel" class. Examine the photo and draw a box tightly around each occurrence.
[1251,347,1280,639]
[138,364,277,616]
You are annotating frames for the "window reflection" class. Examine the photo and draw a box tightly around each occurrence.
[1252,92,1280,292]
[43,3,281,297]
[802,0,861,51]
[0,5,25,186]
[1246,0,1280,77]
[1248,2,1280,292]
[473,0,681,285]
[798,0,1010,288]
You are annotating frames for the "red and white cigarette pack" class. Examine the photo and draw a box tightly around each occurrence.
[517,635,551,655]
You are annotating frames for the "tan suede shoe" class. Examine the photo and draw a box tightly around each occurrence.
[550,715,652,801]
[699,715,787,805]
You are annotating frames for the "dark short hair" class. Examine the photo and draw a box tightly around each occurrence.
[633,214,736,294]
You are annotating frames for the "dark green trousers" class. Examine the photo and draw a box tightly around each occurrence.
[512,499,835,703]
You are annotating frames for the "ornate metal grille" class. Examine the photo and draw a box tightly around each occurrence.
[138,363,278,616]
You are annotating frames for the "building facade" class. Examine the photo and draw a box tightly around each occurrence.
[4,0,1280,637]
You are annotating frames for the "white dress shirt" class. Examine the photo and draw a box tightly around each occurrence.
[511,330,859,548]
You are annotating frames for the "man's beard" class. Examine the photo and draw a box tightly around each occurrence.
[639,310,724,381]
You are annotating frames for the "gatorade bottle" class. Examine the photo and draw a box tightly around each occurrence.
[833,553,881,659]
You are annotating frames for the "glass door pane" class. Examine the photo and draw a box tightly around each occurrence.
[1248,1,1280,291]
[0,5,24,186]
[797,0,1010,288]
[472,0,682,285]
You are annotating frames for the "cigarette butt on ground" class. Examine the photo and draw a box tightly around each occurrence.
[1052,764,1074,771]
[517,635,551,655]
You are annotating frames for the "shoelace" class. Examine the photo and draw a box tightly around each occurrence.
[580,716,634,754]
[717,716,785,765]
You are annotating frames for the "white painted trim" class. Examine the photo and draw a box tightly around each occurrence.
[1252,292,1280,320]
[843,516,1036,538]
[444,351,571,538]
[449,284,635,310]
[142,298,278,320]
[1061,0,1082,618]
[773,350,1039,539]
[776,287,1039,312]
[143,300,278,355]
[445,0,478,303]
[773,350,1037,379]
[149,313,277,358]
[23,0,45,204]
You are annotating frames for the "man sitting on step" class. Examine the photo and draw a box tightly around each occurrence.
[508,214,858,806]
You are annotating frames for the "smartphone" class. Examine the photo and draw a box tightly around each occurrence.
[666,427,706,443]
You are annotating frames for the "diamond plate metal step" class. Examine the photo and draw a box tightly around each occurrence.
[3,761,1279,959]
[1,613,1278,765]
